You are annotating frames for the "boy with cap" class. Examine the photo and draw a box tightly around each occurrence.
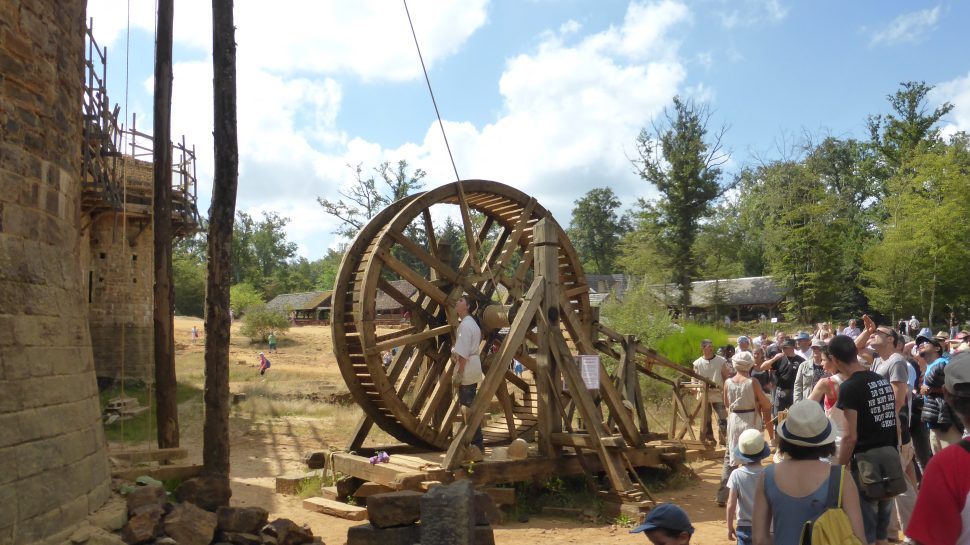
[726,428,770,545]
[630,503,694,544]
[906,351,970,545]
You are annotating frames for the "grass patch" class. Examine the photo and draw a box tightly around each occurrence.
[655,323,730,367]
[100,381,202,443]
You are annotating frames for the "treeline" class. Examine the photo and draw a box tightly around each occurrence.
[568,82,970,326]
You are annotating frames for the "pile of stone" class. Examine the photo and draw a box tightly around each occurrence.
[347,480,497,545]
[68,483,323,545]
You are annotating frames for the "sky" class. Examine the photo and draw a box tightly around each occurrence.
[85,0,970,260]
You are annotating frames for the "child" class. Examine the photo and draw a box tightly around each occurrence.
[259,352,271,375]
[630,503,694,544]
[726,428,770,545]
[268,332,277,353]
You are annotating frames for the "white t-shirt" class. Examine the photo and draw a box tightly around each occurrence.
[693,355,727,389]
[727,464,765,527]
[453,315,484,385]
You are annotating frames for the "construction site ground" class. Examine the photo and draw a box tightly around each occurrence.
[106,317,734,545]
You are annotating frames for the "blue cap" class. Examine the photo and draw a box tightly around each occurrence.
[737,335,750,344]
[796,332,811,341]
[630,503,694,535]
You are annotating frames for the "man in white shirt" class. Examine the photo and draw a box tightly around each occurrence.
[842,319,862,339]
[693,339,728,448]
[452,294,485,458]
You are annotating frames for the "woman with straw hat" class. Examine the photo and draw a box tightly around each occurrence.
[752,400,866,545]
[716,351,774,506]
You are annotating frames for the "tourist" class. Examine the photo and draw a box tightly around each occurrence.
[808,344,848,459]
[693,339,729,447]
[906,351,970,545]
[452,294,485,459]
[717,351,773,506]
[752,400,866,545]
[727,429,771,545]
[268,331,277,353]
[949,312,960,340]
[920,337,965,453]
[908,316,921,337]
[191,325,199,345]
[843,319,862,339]
[760,339,803,421]
[795,332,813,361]
[793,338,827,403]
[630,503,694,544]
[832,334,899,545]
[737,335,752,355]
[258,352,270,375]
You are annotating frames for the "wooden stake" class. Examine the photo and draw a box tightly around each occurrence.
[534,218,560,458]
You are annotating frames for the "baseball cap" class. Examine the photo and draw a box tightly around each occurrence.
[796,332,811,341]
[630,503,694,536]
[811,338,826,349]
[945,351,970,393]
[782,339,796,348]
[737,335,750,344]
[916,327,934,344]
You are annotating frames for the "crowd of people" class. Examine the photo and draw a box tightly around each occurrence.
[687,316,970,545]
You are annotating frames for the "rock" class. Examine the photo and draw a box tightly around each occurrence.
[335,476,363,499]
[89,496,130,531]
[507,438,528,460]
[123,505,164,544]
[275,473,308,495]
[126,485,167,514]
[217,506,268,533]
[175,474,232,511]
[69,524,96,544]
[475,524,496,545]
[304,452,327,470]
[473,491,501,526]
[164,502,218,545]
[366,490,422,528]
[419,480,474,545]
[85,527,128,545]
[154,538,176,545]
[346,523,419,545]
[267,519,314,545]
[219,531,262,545]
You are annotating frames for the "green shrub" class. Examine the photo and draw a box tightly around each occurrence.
[240,303,290,343]
[230,282,264,316]
[654,323,730,367]
[600,281,673,348]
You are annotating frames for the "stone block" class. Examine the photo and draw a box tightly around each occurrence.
[84,527,128,545]
[163,502,217,545]
[303,497,367,521]
[475,524,496,545]
[122,504,163,544]
[126,485,167,514]
[366,490,422,528]
[219,531,263,545]
[474,490,501,525]
[265,519,314,545]
[217,506,268,534]
[175,474,232,511]
[483,487,516,506]
[275,473,308,495]
[303,452,327,469]
[88,495,128,531]
[419,479,474,545]
[346,522,420,545]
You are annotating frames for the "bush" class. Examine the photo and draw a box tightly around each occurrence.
[654,323,730,367]
[240,304,290,343]
[600,281,673,348]
[230,282,264,317]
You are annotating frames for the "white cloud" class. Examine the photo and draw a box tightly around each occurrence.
[868,6,940,46]
[717,0,788,29]
[932,71,970,138]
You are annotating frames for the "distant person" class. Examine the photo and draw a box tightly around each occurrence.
[793,338,826,403]
[693,339,729,447]
[752,400,866,545]
[630,503,694,544]
[843,319,861,339]
[268,331,277,353]
[258,352,271,375]
[191,325,199,345]
[949,312,960,340]
[908,316,920,337]
[452,294,484,460]
[906,351,970,545]
[726,429,771,545]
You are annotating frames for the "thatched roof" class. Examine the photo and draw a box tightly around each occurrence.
[654,276,786,307]
[375,279,417,312]
[266,291,331,312]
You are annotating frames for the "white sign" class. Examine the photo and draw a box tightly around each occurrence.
[575,354,600,390]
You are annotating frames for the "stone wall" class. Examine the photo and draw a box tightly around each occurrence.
[83,213,154,382]
[0,1,113,543]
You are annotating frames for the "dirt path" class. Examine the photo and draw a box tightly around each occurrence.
[169,317,734,545]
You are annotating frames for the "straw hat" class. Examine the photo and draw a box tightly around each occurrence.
[731,351,755,372]
[776,400,835,447]
[734,428,770,464]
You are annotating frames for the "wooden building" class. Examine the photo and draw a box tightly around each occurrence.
[267,291,332,325]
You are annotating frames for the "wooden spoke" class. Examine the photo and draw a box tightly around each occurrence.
[373,325,451,354]
[422,208,438,259]
[377,247,450,307]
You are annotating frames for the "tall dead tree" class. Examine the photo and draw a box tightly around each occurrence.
[153,0,179,448]
[203,0,239,492]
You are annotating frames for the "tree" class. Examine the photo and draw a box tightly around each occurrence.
[868,81,954,176]
[240,304,290,343]
[229,282,263,316]
[319,160,426,239]
[567,187,630,274]
[230,211,298,290]
[633,96,728,314]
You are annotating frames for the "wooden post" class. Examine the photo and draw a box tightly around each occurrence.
[152,0,178,449]
[534,218,560,458]
[202,0,238,495]
[624,335,649,434]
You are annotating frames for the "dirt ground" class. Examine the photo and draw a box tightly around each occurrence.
[159,317,734,545]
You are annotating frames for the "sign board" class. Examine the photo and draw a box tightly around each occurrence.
[563,354,600,391]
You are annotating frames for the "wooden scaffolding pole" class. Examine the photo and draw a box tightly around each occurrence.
[202,0,238,497]
[153,0,178,449]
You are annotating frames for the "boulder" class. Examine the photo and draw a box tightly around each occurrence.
[89,496,129,531]
[507,438,528,460]
[126,485,167,514]
[122,505,164,544]
[219,531,262,545]
[419,480,474,545]
[473,491,501,526]
[346,523,419,545]
[163,502,217,545]
[85,527,128,545]
[217,506,268,533]
[365,490,422,529]
[266,519,314,545]
[174,475,232,512]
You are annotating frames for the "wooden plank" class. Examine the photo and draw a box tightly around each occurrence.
[303,497,368,521]
[377,247,450,307]
[330,453,429,490]
[108,447,188,463]
[534,217,560,459]
[443,277,545,469]
[353,482,394,498]
[372,324,451,354]
[112,463,202,481]
[550,433,625,448]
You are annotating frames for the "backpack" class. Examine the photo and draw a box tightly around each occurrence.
[798,465,863,545]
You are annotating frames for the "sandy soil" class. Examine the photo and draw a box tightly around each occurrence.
[165,317,734,545]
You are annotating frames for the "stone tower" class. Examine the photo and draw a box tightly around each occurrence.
[0,1,113,543]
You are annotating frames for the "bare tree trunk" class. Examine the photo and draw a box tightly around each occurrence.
[153,0,178,449]
[203,0,238,487]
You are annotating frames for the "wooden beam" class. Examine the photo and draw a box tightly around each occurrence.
[534,218,560,458]
[108,448,188,463]
[112,463,202,482]
[372,325,451,354]
[443,277,544,469]
[377,247,450,307]
[550,433,625,448]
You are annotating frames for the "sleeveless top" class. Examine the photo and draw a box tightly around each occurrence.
[727,377,756,412]
[764,464,831,545]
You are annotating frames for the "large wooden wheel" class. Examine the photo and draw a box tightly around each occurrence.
[332,180,592,450]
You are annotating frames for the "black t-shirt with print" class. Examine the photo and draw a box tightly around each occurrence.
[836,370,898,454]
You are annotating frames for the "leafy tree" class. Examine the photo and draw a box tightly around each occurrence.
[240,304,291,343]
[633,96,728,314]
[617,201,671,283]
[319,160,426,240]
[230,211,298,290]
[567,187,630,274]
[229,282,263,316]
[173,229,207,316]
[868,81,954,176]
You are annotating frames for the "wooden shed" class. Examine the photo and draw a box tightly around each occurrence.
[266,290,332,325]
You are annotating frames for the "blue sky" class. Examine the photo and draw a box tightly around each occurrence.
[86,1,970,260]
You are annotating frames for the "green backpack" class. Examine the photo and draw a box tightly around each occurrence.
[799,465,863,545]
